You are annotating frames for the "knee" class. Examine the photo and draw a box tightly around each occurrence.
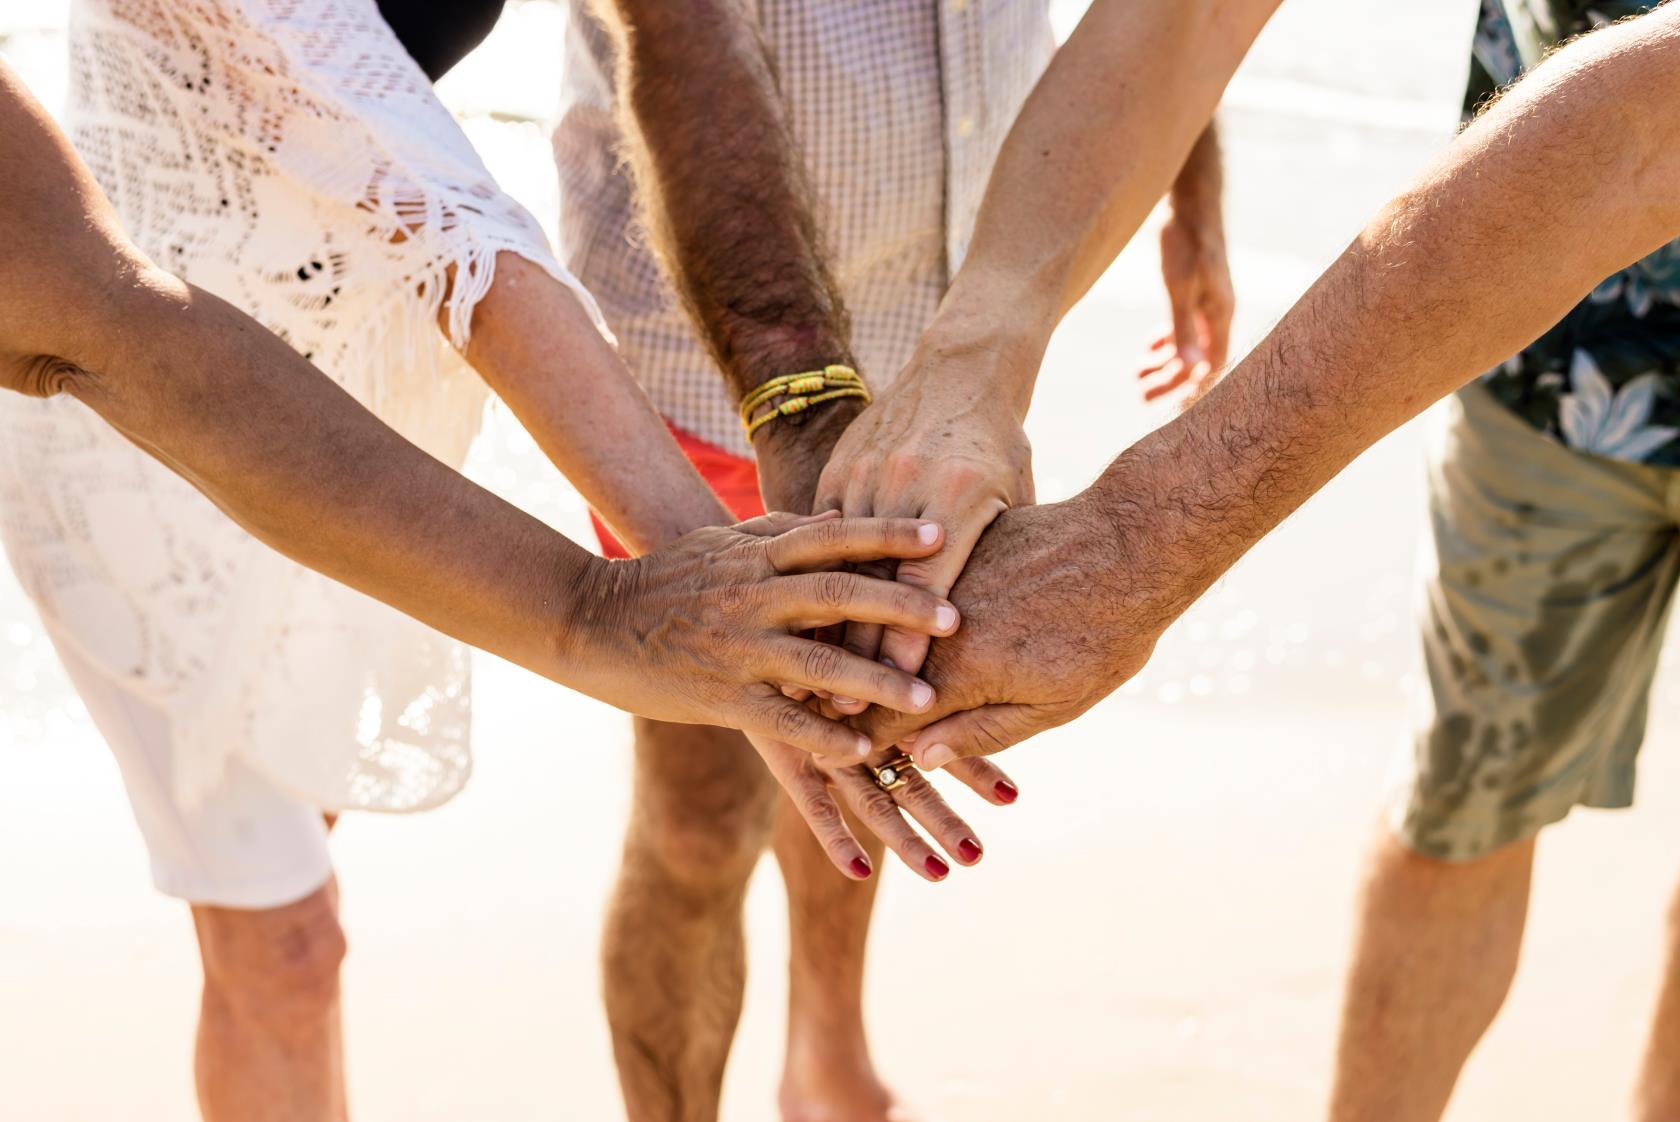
[196,887,346,1023]
[630,723,776,892]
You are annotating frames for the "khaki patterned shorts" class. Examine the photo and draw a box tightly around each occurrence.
[1392,384,1680,860]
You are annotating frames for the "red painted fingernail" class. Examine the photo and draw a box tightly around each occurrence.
[958,837,983,863]
[925,855,950,879]
[994,780,1019,804]
[850,856,873,879]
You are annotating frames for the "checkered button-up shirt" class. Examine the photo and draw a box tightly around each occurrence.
[554,0,1056,458]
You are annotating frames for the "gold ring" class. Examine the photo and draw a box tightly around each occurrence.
[870,754,916,792]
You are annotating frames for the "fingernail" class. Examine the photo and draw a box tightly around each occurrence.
[935,605,958,633]
[994,779,1019,804]
[900,729,919,745]
[910,681,934,710]
[924,855,950,880]
[833,695,858,707]
[854,734,872,757]
[957,837,983,863]
[850,856,874,879]
[919,743,956,770]
[917,523,940,546]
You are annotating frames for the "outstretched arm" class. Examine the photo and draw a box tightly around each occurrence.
[863,5,1680,765]
[0,61,958,755]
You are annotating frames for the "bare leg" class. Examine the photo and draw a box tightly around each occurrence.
[603,718,777,1122]
[774,801,901,1122]
[192,878,348,1122]
[1326,826,1534,1122]
[1632,873,1680,1120]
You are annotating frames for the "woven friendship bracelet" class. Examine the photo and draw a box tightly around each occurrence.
[739,364,871,439]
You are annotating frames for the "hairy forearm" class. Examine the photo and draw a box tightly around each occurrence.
[928,0,1274,404]
[598,0,861,507]
[1087,7,1680,635]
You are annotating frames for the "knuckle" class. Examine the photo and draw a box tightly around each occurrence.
[973,714,1014,754]
[883,452,923,485]
[772,704,812,741]
[800,642,845,684]
[941,462,987,491]
[815,516,849,548]
[816,570,856,609]
[855,785,899,822]
[799,784,845,830]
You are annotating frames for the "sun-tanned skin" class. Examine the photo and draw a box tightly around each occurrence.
[594,4,1010,1118]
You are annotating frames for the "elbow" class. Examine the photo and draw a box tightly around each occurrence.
[0,353,100,400]
[1,263,183,406]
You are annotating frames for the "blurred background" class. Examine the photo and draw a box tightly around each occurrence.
[4,2,1677,1119]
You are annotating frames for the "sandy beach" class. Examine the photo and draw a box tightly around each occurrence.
[6,3,1680,1119]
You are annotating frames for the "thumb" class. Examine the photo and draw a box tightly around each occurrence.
[902,704,1042,770]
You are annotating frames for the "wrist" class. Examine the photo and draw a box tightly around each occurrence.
[918,288,1053,421]
[1071,449,1187,637]
[1165,187,1225,247]
[543,549,648,702]
[753,393,864,511]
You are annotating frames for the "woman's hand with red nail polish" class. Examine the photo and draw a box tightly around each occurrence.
[748,732,996,882]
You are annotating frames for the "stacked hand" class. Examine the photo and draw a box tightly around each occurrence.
[569,511,962,756]
[736,182,1233,881]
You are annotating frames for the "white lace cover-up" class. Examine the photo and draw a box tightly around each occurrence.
[0,0,600,814]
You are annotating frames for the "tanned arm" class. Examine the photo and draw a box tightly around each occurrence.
[861,6,1680,766]
[595,0,861,513]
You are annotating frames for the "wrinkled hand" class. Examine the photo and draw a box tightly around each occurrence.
[574,511,960,757]
[858,497,1162,768]
[751,732,1019,881]
[1138,204,1234,406]
[812,336,1034,707]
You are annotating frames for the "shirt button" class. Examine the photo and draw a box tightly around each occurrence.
[957,115,975,139]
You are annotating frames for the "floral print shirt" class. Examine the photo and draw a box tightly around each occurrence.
[1471,0,1680,464]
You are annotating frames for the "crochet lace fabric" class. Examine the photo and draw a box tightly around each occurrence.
[0,0,600,812]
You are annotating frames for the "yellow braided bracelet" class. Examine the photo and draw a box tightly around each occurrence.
[740,364,871,440]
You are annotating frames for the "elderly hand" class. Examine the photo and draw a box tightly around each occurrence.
[811,330,1035,709]
[571,511,963,757]
[857,495,1165,768]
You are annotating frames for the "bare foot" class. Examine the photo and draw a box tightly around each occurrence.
[779,1058,929,1122]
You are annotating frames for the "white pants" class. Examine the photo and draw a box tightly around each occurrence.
[51,628,333,910]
